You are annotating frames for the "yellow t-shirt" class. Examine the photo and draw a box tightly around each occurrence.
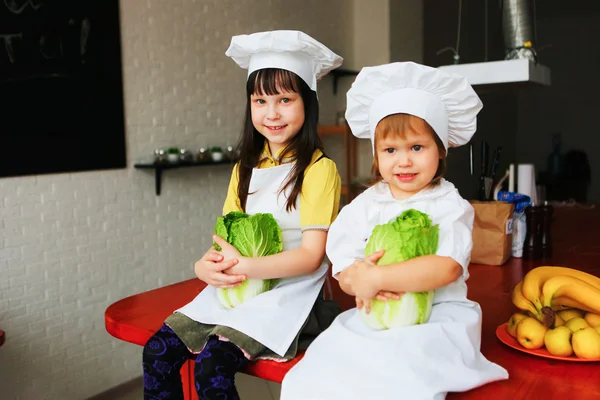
[222,145,341,230]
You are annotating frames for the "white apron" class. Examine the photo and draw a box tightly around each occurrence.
[176,163,328,357]
[280,181,508,399]
[281,299,508,399]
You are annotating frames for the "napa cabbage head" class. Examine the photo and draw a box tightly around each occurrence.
[360,209,439,330]
[213,212,282,309]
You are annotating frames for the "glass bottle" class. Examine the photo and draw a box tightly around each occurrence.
[540,201,554,259]
[523,205,543,260]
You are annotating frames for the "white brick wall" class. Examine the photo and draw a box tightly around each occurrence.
[0,1,353,398]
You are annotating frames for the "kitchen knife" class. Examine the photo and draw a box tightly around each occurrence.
[490,146,503,181]
[469,143,474,175]
[478,141,489,201]
[485,146,503,200]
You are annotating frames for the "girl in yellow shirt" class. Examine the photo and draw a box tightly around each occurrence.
[142,30,342,400]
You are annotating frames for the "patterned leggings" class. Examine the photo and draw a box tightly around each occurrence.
[142,324,249,400]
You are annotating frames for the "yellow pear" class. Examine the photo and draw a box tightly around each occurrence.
[516,317,547,350]
[553,314,565,328]
[544,326,573,357]
[557,309,585,321]
[507,312,529,338]
[565,317,590,332]
[584,312,600,328]
[572,328,600,360]
[595,325,600,335]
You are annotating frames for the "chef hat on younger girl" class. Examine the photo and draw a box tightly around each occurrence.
[345,62,482,151]
[225,30,343,92]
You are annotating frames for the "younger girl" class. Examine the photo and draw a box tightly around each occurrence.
[281,62,509,399]
[142,30,342,400]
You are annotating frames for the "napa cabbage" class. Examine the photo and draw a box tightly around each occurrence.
[360,209,439,330]
[213,211,282,309]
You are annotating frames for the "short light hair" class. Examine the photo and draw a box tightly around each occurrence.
[371,113,446,187]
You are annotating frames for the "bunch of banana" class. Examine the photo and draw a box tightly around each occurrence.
[512,266,600,327]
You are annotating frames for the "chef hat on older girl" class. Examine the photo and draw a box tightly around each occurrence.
[225,30,343,92]
[345,62,482,151]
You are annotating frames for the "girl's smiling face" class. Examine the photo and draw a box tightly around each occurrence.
[250,90,305,155]
[374,115,444,200]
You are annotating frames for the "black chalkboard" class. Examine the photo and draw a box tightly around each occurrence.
[0,0,126,178]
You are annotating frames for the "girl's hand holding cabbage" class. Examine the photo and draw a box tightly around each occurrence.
[211,234,244,270]
[194,247,246,288]
[374,291,402,301]
[343,250,389,313]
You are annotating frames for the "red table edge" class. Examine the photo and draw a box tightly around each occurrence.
[104,312,149,347]
[104,297,306,383]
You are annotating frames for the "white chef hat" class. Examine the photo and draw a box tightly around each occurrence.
[345,62,482,151]
[225,30,343,92]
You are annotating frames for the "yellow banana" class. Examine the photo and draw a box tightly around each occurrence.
[521,266,600,311]
[551,295,597,314]
[541,275,600,315]
[512,281,540,318]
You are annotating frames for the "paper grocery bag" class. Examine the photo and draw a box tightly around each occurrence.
[469,201,515,266]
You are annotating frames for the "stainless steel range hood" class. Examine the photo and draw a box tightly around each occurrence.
[437,1,551,87]
[438,59,551,87]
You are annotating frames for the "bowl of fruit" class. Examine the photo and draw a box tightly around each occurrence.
[497,266,600,361]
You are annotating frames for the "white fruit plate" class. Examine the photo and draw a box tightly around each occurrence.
[496,323,600,362]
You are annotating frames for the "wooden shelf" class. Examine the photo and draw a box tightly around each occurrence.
[341,184,348,196]
[134,160,234,195]
[341,182,370,198]
[318,125,347,136]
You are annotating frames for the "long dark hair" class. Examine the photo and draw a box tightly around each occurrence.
[236,68,322,212]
